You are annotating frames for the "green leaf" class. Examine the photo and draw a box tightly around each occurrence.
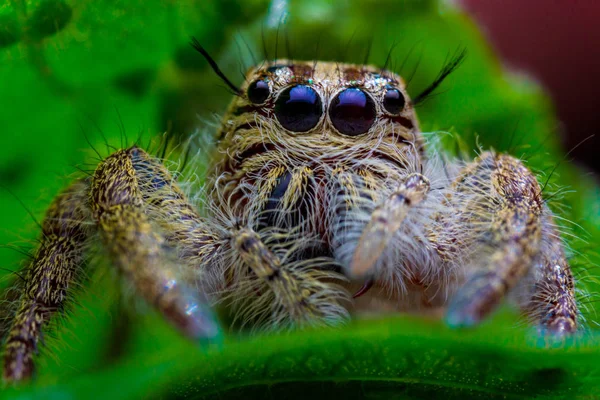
[1,0,598,398]
[4,316,600,399]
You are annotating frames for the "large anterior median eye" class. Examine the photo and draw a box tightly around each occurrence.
[275,85,323,132]
[329,88,376,136]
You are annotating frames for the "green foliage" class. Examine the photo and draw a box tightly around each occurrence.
[5,315,600,399]
[0,0,599,398]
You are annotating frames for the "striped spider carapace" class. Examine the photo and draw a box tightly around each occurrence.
[2,40,578,383]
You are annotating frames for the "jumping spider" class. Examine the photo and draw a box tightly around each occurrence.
[2,41,578,382]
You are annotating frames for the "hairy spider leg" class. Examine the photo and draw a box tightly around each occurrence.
[233,227,344,327]
[518,211,578,336]
[126,147,223,274]
[3,180,92,382]
[439,152,576,329]
[90,147,221,342]
[349,172,430,279]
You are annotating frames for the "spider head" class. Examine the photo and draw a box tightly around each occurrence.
[227,60,420,147]
[190,39,461,162]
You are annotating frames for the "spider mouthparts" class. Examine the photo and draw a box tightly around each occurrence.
[352,279,374,298]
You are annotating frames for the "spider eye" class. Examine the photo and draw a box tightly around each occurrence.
[382,87,405,115]
[329,88,376,136]
[247,79,270,104]
[275,85,323,132]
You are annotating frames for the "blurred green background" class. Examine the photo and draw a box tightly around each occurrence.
[0,0,599,398]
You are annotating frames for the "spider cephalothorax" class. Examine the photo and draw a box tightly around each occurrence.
[2,51,578,383]
[213,60,422,251]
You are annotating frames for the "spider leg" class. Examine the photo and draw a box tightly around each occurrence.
[3,180,91,382]
[90,147,220,341]
[231,227,347,327]
[126,147,223,271]
[519,211,577,336]
[440,152,547,328]
[235,227,316,324]
[349,173,430,279]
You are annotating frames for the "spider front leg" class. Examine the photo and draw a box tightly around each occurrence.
[435,152,577,334]
[90,147,221,340]
[3,147,224,383]
[231,227,348,327]
[349,172,430,279]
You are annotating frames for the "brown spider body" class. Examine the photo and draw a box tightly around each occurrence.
[2,60,578,383]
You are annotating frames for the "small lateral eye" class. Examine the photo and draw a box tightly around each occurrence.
[247,79,270,104]
[382,87,405,115]
[329,88,376,136]
[275,85,323,132]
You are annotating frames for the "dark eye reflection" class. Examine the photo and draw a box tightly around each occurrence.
[329,88,376,136]
[275,85,323,132]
